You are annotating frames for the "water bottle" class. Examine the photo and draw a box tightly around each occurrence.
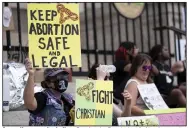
[100,65,116,73]
[3,64,10,112]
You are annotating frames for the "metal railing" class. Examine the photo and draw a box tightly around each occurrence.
[3,2,186,76]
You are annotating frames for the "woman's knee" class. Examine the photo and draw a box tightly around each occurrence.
[171,89,183,97]
[179,85,186,92]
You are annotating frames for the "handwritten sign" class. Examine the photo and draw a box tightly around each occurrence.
[75,79,113,125]
[137,83,169,110]
[156,112,186,125]
[27,3,81,68]
[144,108,186,126]
[117,116,159,126]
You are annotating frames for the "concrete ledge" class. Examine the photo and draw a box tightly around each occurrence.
[3,82,77,126]
[3,111,29,126]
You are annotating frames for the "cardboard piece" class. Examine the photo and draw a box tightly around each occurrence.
[75,79,113,125]
[144,108,186,115]
[156,112,186,126]
[144,108,186,126]
[117,115,159,126]
[137,83,169,110]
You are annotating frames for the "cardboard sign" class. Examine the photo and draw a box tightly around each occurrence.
[156,112,186,125]
[144,108,186,126]
[75,79,113,125]
[27,3,81,68]
[117,116,159,126]
[137,83,169,110]
[144,108,186,115]
[176,39,186,61]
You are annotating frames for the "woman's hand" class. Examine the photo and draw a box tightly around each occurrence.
[96,65,108,80]
[122,90,132,105]
[25,58,34,75]
[121,90,132,117]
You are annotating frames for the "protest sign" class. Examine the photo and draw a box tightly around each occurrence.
[137,83,169,110]
[145,108,186,126]
[156,112,186,125]
[144,108,186,115]
[117,115,159,126]
[27,3,81,68]
[75,79,113,125]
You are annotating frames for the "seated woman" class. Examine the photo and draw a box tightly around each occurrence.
[124,54,154,116]
[150,45,186,107]
[88,64,132,117]
[171,45,186,96]
[113,42,139,104]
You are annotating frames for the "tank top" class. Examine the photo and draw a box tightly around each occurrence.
[125,79,148,110]
[153,62,174,95]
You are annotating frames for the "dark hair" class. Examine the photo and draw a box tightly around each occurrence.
[41,81,49,88]
[130,54,153,83]
[88,64,112,80]
[41,76,54,88]
[149,45,163,62]
[88,64,100,80]
[115,41,136,61]
[120,41,136,50]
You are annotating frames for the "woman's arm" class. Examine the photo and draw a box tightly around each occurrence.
[124,63,132,72]
[23,58,37,111]
[121,90,132,117]
[124,82,145,116]
[151,64,159,75]
[131,106,145,116]
[171,61,184,74]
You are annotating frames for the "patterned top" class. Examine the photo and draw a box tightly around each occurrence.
[29,89,73,126]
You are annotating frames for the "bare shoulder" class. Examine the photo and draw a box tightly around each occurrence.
[126,80,138,90]
[125,80,139,98]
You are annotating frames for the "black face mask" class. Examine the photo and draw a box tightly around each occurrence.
[53,79,68,93]
[43,73,69,93]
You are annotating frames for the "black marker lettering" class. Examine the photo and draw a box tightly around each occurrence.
[32,54,39,68]
[30,10,37,20]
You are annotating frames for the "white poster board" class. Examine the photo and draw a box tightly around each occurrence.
[137,83,169,110]
[182,7,186,31]
[176,39,186,61]
[117,115,159,126]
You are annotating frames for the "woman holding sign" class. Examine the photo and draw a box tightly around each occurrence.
[88,64,132,125]
[24,58,74,126]
[124,54,154,116]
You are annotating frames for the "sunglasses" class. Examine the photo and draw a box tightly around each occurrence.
[142,65,152,71]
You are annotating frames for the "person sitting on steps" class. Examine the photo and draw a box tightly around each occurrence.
[150,45,186,108]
